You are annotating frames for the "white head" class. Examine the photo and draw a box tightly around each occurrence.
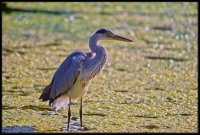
[91,28,133,42]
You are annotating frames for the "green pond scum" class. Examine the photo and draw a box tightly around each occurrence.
[2,2,197,133]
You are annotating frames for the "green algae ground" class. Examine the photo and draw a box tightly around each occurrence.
[2,2,197,133]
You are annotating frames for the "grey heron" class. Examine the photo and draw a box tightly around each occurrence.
[39,28,133,131]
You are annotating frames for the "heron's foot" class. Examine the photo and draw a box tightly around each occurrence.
[63,123,87,131]
[63,117,88,131]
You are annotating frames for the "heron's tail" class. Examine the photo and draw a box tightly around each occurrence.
[51,94,69,111]
[39,83,52,101]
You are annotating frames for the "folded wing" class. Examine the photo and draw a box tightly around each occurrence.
[39,51,86,102]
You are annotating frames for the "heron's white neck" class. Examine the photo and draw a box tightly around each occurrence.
[89,34,100,52]
[88,34,108,71]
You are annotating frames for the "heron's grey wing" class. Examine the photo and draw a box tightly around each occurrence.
[50,52,86,99]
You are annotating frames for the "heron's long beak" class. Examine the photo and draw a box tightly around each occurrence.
[111,34,133,42]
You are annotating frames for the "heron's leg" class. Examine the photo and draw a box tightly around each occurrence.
[80,97,83,127]
[67,98,71,131]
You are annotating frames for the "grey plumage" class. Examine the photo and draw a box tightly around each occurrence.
[39,28,133,130]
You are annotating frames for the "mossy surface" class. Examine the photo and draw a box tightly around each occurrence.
[2,2,197,133]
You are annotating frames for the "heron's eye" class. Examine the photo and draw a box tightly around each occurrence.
[105,31,113,37]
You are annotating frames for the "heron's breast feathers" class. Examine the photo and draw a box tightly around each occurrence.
[68,77,88,99]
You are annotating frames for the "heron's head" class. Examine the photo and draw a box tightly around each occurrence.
[93,28,133,42]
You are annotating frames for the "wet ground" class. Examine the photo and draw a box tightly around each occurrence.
[2,2,197,133]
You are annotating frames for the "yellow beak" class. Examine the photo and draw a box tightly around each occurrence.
[110,34,133,42]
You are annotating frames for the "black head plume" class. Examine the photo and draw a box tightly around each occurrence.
[96,28,111,34]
